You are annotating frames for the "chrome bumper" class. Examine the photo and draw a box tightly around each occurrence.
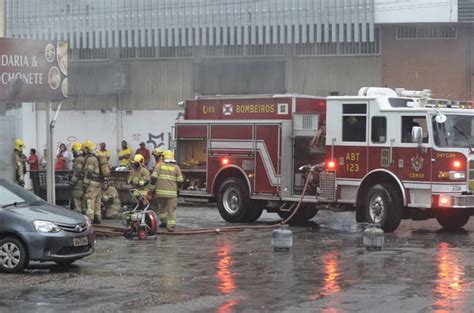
[439,194,474,208]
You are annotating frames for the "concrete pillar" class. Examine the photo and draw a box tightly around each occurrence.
[0,0,4,38]
[284,44,295,93]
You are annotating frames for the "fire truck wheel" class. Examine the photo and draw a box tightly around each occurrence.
[365,184,402,232]
[242,204,263,223]
[436,210,470,231]
[217,178,250,223]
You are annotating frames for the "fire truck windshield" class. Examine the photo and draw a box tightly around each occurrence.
[433,114,474,148]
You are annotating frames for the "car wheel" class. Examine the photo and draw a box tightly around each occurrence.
[278,204,318,225]
[365,184,402,232]
[436,210,470,231]
[0,237,29,273]
[217,178,250,223]
[55,259,78,267]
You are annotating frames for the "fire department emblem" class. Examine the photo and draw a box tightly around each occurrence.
[411,155,424,172]
[223,104,233,116]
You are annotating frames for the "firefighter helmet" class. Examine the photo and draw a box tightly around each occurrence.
[15,139,25,151]
[71,142,82,153]
[163,150,174,160]
[82,140,95,153]
[152,147,165,156]
[133,154,145,164]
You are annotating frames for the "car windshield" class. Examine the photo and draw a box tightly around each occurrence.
[432,114,474,148]
[0,180,46,207]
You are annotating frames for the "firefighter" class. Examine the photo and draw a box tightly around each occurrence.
[70,142,85,213]
[82,140,102,224]
[154,150,183,232]
[127,154,151,208]
[311,122,326,148]
[14,139,27,187]
[150,147,165,189]
[100,179,121,219]
[150,147,165,214]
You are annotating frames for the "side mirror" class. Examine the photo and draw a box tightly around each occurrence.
[411,126,423,144]
[435,113,447,124]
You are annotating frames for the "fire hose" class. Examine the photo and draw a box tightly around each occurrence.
[94,166,315,237]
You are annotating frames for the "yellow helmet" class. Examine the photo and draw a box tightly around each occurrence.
[15,139,25,151]
[71,142,82,153]
[133,154,144,164]
[163,150,174,160]
[152,147,165,156]
[82,140,95,153]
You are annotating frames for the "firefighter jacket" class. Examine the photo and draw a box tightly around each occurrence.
[128,166,151,192]
[101,186,121,208]
[154,162,184,198]
[150,160,164,189]
[70,156,85,187]
[83,153,101,187]
[14,150,26,184]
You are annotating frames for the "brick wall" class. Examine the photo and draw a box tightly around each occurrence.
[381,25,469,100]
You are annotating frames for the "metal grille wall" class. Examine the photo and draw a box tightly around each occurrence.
[6,0,376,49]
[459,0,474,22]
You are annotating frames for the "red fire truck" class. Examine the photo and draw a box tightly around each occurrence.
[175,88,474,232]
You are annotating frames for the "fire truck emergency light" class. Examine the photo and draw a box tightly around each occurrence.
[222,158,230,165]
[452,160,462,169]
[439,195,452,207]
[326,160,336,170]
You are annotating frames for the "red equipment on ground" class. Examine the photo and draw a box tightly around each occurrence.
[122,190,158,240]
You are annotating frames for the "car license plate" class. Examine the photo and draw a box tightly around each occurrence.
[73,236,88,247]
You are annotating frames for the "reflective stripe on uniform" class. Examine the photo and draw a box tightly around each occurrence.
[156,190,178,197]
[160,165,176,172]
[158,174,178,181]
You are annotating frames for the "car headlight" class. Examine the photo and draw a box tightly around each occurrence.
[33,220,61,233]
[84,215,92,229]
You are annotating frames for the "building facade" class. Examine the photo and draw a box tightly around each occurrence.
[4,0,474,171]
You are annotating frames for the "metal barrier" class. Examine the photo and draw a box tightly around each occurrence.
[34,170,135,206]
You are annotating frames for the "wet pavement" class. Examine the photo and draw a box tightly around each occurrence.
[1,205,474,312]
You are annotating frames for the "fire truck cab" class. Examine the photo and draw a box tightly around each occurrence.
[175,88,474,232]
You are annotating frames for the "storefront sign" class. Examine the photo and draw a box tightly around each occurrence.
[0,38,68,101]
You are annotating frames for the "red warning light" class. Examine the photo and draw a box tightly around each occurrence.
[326,160,336,170]
[452,160,462,169]
[222,158,229,165]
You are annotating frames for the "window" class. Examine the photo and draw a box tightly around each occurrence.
[389,98,415,108]
[342,103,367,142]
[396,25,457,40]
[401,116,428,143]
[371,116,387,143]
[0,186,24,206]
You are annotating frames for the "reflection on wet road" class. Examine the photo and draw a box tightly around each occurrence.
[216,239,239,313]
[216,239,236,295]
[433,242,469,312]
[1,207,474,312]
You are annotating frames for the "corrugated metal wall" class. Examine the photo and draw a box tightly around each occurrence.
[288,56,382,96]
[6,0,376,47]
[123,59,194,110]
[59,55,380,110]
[62,59,194,110]
[196,58,286,95]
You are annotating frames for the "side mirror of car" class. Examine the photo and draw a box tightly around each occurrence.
[411,126,423,145]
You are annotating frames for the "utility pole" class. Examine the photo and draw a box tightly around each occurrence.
[46,102,62,204]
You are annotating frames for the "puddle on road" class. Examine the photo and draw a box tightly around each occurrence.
[432,242,471,312]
